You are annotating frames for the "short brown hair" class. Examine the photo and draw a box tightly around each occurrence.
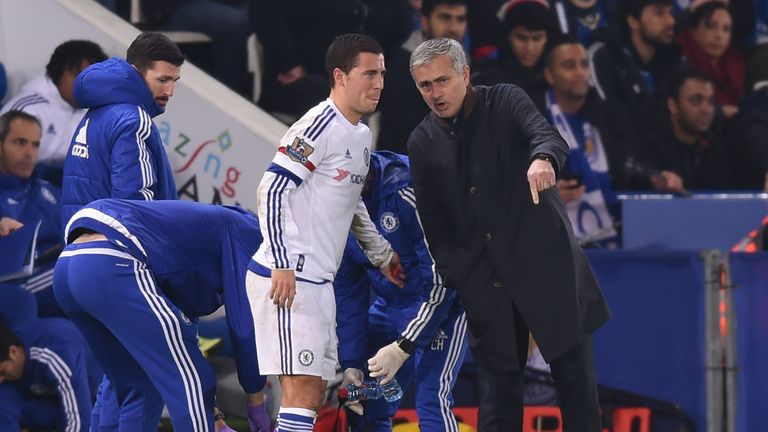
[126,32,185,71]
[325,34,383,87]
[0,111,41,143]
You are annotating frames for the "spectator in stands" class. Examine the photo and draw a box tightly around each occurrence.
[140,0,250,95]
[378,0,467,154]
[589,0,683,129]
[473,0,556,96]
[678,1,745,118]
[465,0,505,67]
[642,66,737,190]
[0,320,100,432]
[361,0,414,56]
[0,40,107,186]
[537,35,626,245]
[729,46,768,190]
[551,0,616,46]
[249,0,364,118]
[0,111,64,317]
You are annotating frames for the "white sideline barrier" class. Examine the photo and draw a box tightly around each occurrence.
[0,0,287,210]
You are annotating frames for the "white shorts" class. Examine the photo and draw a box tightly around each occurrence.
[246,271,338,380]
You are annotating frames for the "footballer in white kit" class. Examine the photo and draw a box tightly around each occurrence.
[248,97,400,380]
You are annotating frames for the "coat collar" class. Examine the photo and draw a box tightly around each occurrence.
[436,84,476,129]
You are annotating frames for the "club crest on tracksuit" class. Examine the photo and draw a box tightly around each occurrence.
[380,212,399,233]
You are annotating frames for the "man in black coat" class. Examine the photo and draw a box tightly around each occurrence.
[404,38,610,432]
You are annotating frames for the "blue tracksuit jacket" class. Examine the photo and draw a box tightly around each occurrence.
[63,199,264,393]
[0,318,100,432]
[61,57,177,226]
[0,172,64,315]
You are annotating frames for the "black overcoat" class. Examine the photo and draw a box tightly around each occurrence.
[407,84,611,371]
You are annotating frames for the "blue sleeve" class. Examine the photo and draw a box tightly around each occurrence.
[110,112,158,200]
[222,223,267,394]
[395,188,457,349]
[41,325,94,432]
[334,235,373,371]
[0,383,22,431]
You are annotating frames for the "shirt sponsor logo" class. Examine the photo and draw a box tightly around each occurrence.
[333,168,365,184]
[333,168,350,181]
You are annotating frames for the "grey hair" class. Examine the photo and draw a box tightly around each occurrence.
[409,38,467,77]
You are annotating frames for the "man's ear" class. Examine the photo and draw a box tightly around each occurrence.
[667,97,677,117]
[8,345,21,361]
[333,67,346,88]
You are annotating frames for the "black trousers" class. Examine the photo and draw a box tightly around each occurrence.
[476,308,602,432]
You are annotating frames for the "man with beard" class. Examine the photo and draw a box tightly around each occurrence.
[588,0,683,131]
[377,0,467,154]
[642,67,737,190]
[62,32,184,225]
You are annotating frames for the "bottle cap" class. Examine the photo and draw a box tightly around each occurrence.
[338,387,349,400]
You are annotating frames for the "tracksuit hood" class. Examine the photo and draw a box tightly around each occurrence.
[74,57,164,117]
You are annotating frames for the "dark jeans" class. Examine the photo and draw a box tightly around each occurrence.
[477,334,601,432]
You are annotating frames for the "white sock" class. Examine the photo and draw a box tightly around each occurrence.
[275,407,316,432]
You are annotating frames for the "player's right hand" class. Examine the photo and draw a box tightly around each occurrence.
[270,269,296,308]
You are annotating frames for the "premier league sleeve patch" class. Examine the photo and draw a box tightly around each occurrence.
[279,136,316,171]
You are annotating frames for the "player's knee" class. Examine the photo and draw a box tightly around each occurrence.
[279,375,325,411]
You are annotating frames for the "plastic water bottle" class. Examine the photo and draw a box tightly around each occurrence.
[338,377,403,403]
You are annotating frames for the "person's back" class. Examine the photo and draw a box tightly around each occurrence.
[56,199,266,431]
[65,199,262,317]
[0,319,99,432]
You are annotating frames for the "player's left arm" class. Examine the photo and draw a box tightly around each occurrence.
[350,199,404,287]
